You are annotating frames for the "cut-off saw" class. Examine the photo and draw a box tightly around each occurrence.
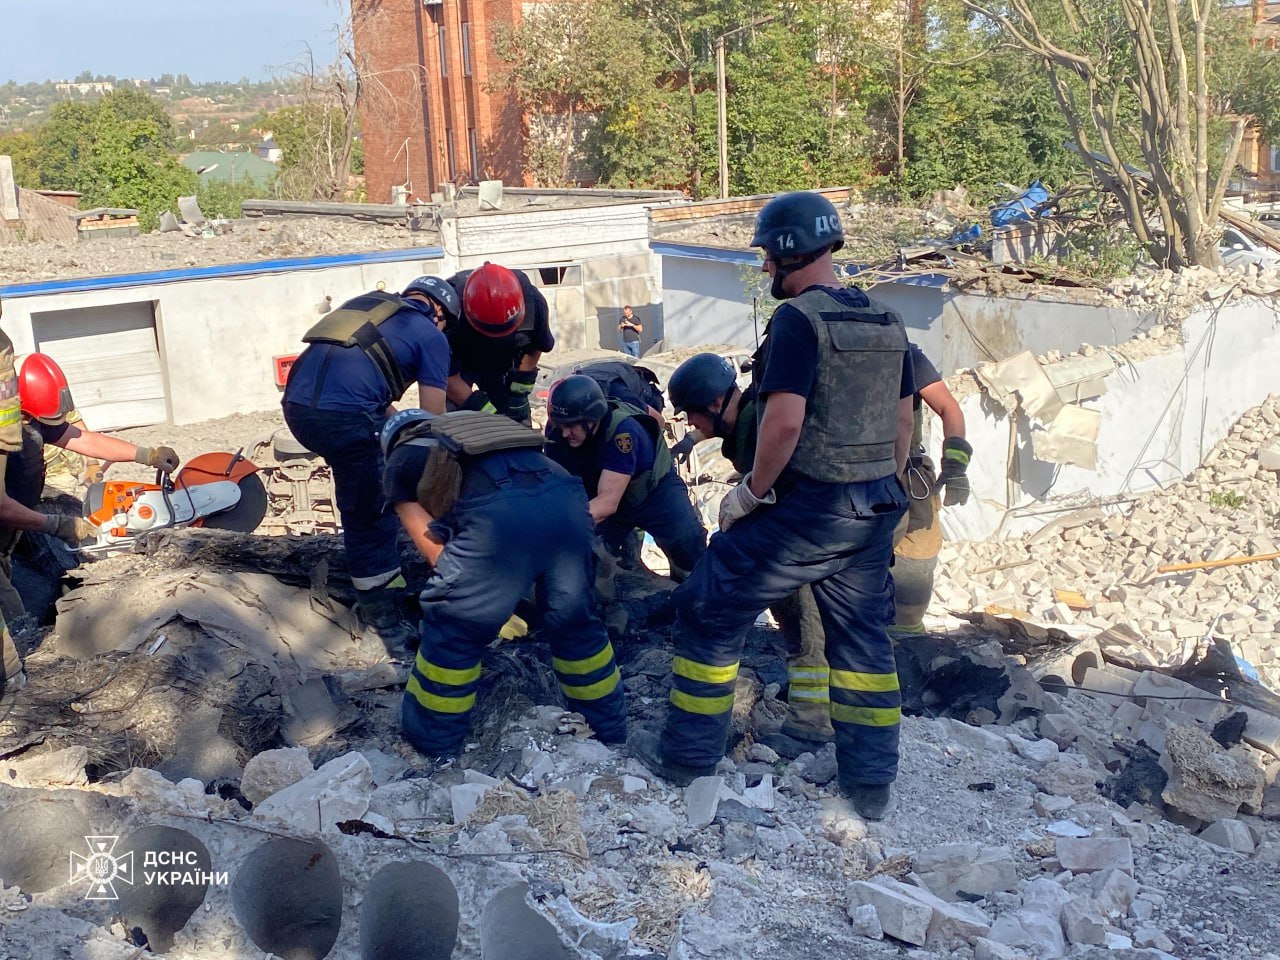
[80,450,268,553]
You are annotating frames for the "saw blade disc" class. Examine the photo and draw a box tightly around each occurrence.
[200,472,268,533]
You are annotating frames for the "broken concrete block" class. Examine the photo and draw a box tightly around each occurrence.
[1038,713,1080,748]
[1006,732,1060,763]
[1031,760,1102,800]
[914,843,1018,901]
[1082,666,1135,700]
[847,902,884,940]
[974,937,1021,960]
[1092,868,1138,918]
[1161,725,1265,821]
[987,909,1066,959]
[1241,707,1280,757]
[684,776,722,828]
[240,747,314,805]
[1133,925,1176,952]
[741,774,775,810]
[251,752,373,834]
[888,878,992,945]
[1199,818,1256,853]
[1033,793,1074,818]
[943,718,1013,754]
[847,880,931,946]
[1055,837,1134,875]
[450,783,493,824]
[0,746,89,788]
[1112,700,1145,739]
[1258,443,1280,472]
[1061,896,1107,945]
[1133,672,1227,725]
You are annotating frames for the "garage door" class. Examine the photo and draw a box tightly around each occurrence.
[31,301,167,430]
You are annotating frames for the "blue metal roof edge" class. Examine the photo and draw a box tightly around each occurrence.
[653,241,950,288]
[0,246,446,299]
[651,241,761,266]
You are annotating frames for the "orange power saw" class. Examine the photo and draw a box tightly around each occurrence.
[79,451,268,553]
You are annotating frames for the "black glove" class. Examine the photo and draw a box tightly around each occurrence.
[505,369,537,425]
[933,436,972,507]
[670,434,696,464]
[460,390,497,414]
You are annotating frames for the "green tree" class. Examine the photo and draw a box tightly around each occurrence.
[76,109,196,230]
[196,176,269,220]
[0,131,41,188]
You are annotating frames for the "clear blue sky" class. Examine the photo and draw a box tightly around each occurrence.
[5,0,347,83]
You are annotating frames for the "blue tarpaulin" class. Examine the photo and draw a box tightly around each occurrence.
[991,180,1051,227]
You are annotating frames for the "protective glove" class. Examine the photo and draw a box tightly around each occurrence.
[80,462,106,486]
[718,472,776,533]
[136,445,180,474]
[670,434,696,465]
[460,390,498,415]
[498,613,529,641]
[42,514,97,546]
[933,436,972,507]
[504,368,537,424]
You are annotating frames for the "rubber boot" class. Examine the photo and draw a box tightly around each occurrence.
[838,777,893,821]
[354,585,418,660]
[889,554,938,638]
[628,730,716,787]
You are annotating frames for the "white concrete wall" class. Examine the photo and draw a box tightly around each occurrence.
[1,252,445,426]
[932,297,1280,542]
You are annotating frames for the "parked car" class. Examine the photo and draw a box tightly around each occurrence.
[1220,227,1280,270]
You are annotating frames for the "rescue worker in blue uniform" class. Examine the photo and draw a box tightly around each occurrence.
[380,408,626,758]
[631,192,914,820]
[282,277,454,658]
[668,344,970,757]
[543,375,706,581]
[442,263,555,424]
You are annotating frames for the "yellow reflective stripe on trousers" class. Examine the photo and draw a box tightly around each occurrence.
[831,703,901,726]
[560,667,620,701]
[670,688,735,715]
[0,406,20,428]
[414,652,482,686]
[789,668,829,683]
[553,643,615,676]
[672,656,739,685]
[788,687,830,704]
[830,669,900,693]
[406,675,476,714]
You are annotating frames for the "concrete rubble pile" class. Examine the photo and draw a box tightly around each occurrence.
[939,393,1280,691]
[1100,262,1280,314]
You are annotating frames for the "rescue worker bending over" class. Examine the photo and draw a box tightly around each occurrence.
[892,343,970,635]
[0,353,179,621]
[668,344,970,756]
[282,278,452,658]
[543,375,706,581]
[381,408,626,758]
[631,191,913,821]
[442,263,554,424]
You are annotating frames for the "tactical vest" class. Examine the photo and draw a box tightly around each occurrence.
[603,401,672,510]
[302,291,410,400]
[397,410,544,517]
[576,360,666,414]
[779,288,907,483]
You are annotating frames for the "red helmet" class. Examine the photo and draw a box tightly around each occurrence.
[19,353,75,425]
[461,262,525,338]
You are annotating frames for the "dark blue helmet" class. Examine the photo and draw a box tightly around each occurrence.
[668,353,736,416]
[402,275,461,324]
[751,191,845,260]
[549,375,608,425]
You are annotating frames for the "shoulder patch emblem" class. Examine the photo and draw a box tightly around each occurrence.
[614,432,634,455]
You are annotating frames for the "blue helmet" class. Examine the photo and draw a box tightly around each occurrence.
[751,191,845,260]
[668,353,736,416]
[381,408,436,459]
[549,375,608,425]
[402,275,461,324]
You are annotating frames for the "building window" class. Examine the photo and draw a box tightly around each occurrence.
[446,129,457,178]
[461,23,473,77]
[1271,144,1280,174]
[438,26,448,77]
[469,128,479,175]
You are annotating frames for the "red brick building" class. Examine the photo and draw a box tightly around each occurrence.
[352,0,528,204]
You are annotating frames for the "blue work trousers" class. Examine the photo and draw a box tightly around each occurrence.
[282,403,401,588]
[662,472,907,784]
[598,470,707,576]
[402,474,626,757]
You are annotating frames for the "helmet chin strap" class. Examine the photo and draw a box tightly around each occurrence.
[770,250,824,300]
[708,385,739,439]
